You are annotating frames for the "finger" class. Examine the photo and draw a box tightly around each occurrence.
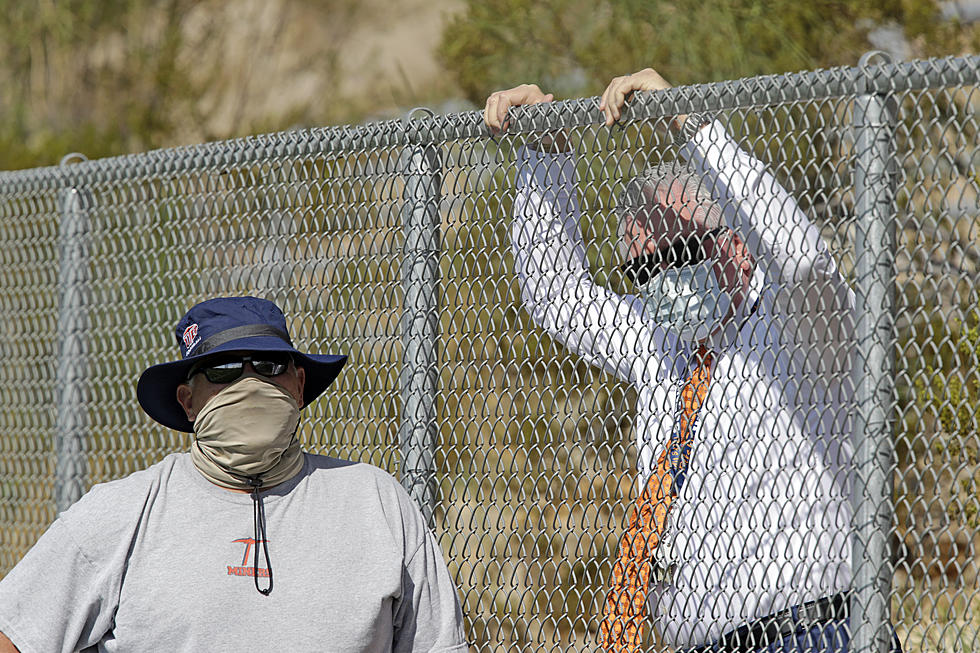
[608,77,634,124]
[612,75,634,124]
[495,94,514,131]
[523,84,540,101]
[599,76,619,122]
[483,96,494,130]
[485,93,509,132]
[602,78,618,127]
[600,77,619,125]
[484,94,501,131]
[599,84,610,123]
[602,75,629,126]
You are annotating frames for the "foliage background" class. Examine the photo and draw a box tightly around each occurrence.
[0,1,978,650]
[1,0,979,171]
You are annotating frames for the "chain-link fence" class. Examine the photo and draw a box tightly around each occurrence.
[0,52,978,651]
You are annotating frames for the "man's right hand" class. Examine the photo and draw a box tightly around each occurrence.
[483,84,554,133]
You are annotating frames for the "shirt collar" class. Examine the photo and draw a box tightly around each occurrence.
[703,265,765,353]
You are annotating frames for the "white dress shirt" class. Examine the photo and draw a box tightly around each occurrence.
[511,121,856,648]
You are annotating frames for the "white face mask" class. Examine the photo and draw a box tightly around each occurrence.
[640,259,733,342]
[191,376,304,490]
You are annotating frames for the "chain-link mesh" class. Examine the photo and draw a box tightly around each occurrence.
[0,54,978,651]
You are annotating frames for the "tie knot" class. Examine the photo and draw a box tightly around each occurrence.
[695,344,712,368]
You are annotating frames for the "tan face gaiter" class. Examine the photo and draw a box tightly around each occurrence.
[190,376,304,490]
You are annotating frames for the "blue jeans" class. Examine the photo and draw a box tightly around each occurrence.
[687,593,904,653]
[745,618,903,653]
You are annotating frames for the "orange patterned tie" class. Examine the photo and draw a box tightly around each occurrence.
[599,345,714,651]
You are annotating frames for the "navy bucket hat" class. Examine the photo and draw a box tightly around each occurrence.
[137,296,347,432]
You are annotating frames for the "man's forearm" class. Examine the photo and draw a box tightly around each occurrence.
[671,113,689,131]
[527,129,570,154]
[0,631,21,653]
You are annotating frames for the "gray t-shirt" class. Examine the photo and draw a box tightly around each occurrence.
[0,453,467,653]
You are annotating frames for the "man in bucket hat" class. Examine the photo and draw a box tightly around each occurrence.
[485,68,903,652]
[0,296,467,653]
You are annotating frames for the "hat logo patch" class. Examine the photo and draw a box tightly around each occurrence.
[182,324,201,354]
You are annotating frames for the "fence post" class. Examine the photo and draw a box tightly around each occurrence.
[397,110,442,526]
[849,52,898,653]
[54,154,90,514]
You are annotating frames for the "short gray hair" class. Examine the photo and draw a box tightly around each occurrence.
[615,159,723,262]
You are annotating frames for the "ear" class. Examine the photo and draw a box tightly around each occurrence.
[294,366,306,409]
[176,383,196,422]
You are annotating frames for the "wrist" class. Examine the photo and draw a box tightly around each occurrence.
[529,130,570,154]
[672,112,712,146]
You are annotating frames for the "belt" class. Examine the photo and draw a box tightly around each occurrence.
[685,593,849,653]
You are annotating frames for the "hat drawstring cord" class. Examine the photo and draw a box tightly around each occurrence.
[248,476,274,596]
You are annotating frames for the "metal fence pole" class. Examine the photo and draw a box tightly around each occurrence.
[54,155,90,513]
[849,52,898,653]
[397,112,442,526]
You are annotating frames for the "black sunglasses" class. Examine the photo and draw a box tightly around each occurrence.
[622,227,724,286]
[188,353,293,385]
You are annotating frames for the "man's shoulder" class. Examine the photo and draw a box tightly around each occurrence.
[87,451,186,489]
[300,453,419,515]
[302,453,403,492]
[62,453,188,519]
[38,454,190,564]
[301,454,430,550]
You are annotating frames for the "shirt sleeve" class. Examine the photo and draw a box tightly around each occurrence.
[680,122,856,378]
[512,145,667,385]
[0,519,117,653]
[393,530,468,653]
[389,487,467,653]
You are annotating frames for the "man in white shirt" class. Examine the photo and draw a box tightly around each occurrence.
[485,69,900,652]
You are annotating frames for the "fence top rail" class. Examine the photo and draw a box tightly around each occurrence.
[0,53,977,192]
